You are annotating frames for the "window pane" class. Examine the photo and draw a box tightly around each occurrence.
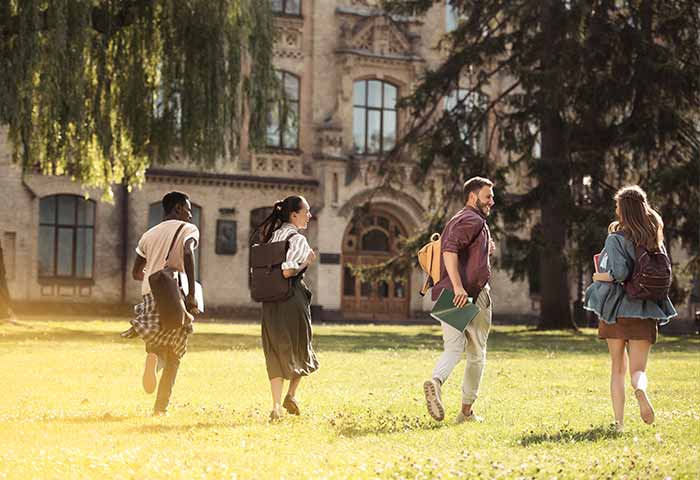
[148,203,162,229]
[367,109,381,153]
[271,0,282,12]
[361,229,390,251]
[77,200,95,226]
[39,197,56,224]
[283,101,299,149]
[75,227,94,278]
[360,281,372,297]
[283,73,299,100]
[394,281,406,298]
[378,281,389,298]
[446,2,459,32]
[353,81,366,106]
[191,205,202,229]
[285,0,300,15]
[353,107,366,153]
[266,101,281,147]
[343,266,356,296]
[367,81,382,108]
[383,83,397,109]
[57,228,74,276]
[57,196,76,225]
[383,110,397,151]
[39,226,55,276]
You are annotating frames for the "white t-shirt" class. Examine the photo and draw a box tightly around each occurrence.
[136,219,200,296]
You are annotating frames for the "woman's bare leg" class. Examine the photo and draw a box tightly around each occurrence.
[628,339,654,424]
[607,339,628,428]
[270,377,284,415]
[287,376,301,398]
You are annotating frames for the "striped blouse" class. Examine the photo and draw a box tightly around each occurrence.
[270,223,312,271]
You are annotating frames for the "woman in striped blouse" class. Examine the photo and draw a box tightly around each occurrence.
[250,195,319,421]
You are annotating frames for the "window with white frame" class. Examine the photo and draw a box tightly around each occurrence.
[38,195,95,279]
[353,79,398,155]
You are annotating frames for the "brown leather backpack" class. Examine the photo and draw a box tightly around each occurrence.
[613,232,672,301]
[249,232,298,303]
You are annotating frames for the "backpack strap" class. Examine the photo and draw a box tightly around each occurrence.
[164,222,187,267]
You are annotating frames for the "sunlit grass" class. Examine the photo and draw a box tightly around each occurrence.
[0,318,698,479]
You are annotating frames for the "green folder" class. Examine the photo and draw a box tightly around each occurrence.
[430,289,481,332]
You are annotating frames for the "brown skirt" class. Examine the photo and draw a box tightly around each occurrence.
[598,316,658,344]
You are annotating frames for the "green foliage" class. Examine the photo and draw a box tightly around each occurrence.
[379,0,700,327]
[0,0,277,197]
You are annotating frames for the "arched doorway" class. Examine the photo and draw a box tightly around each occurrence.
[341,210,410,320]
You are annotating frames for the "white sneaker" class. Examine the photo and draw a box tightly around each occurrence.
[423,379,445,421]
[635,388,655,424]
[455,411,483,424]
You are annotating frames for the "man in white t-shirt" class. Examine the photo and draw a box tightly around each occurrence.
[123,191,199,415]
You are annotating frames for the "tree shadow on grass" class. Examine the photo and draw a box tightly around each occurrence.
[2,323,698,355]
[517,424,619,446]
[326,409,446,438]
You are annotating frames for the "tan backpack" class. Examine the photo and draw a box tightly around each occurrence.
[417,233,442,296]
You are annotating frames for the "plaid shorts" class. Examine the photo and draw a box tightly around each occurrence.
[120,294,192,359]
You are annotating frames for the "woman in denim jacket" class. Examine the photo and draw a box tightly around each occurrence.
[584,186,676,432]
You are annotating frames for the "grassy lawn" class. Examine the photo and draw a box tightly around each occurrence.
[0,318,698,479]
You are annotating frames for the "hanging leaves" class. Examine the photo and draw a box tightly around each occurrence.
[0,0,277,197]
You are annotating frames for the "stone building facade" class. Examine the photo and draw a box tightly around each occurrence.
[0,0,541,321]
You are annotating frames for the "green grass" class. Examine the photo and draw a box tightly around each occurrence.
[0,318,698,479]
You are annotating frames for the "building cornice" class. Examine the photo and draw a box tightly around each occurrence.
[146,168,319,190]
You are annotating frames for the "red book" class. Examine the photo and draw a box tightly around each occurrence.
[593,253,601,273]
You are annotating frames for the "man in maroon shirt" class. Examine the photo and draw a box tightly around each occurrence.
[423,177,496,423]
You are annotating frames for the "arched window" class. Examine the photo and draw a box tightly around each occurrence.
[353,79,397,154]
[38,195,95,279]
[267,71,300,150]
[148,201,202,280]
[271,0,300,16]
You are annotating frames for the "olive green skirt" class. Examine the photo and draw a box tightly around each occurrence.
[261,279,319,380]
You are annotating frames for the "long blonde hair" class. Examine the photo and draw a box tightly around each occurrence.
[608,185,664,251]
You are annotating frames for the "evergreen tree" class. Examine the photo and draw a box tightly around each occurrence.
[378,0,700,329]
[0,0,277,197]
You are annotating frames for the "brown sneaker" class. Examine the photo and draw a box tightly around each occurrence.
[635,388,655,424]
[423,379,445,421]
[142,353,158,394]
[283,395,300,415]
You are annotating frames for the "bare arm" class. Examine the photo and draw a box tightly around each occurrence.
[282,250,316,278]
[443,251,469,307]
[592,272,614,282]
[183,238,196,306]
[132,255,146,281]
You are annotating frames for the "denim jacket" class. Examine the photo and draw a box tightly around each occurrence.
[584,233,677,325]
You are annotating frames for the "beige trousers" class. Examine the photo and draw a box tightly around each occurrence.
[432,285,492,405]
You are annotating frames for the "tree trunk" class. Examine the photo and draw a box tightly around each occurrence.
[0,241,11,319]
[537,1,575,330]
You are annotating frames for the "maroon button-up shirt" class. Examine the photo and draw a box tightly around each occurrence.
[431,206,491,301]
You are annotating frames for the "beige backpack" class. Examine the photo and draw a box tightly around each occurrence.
[417,233,442,296]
